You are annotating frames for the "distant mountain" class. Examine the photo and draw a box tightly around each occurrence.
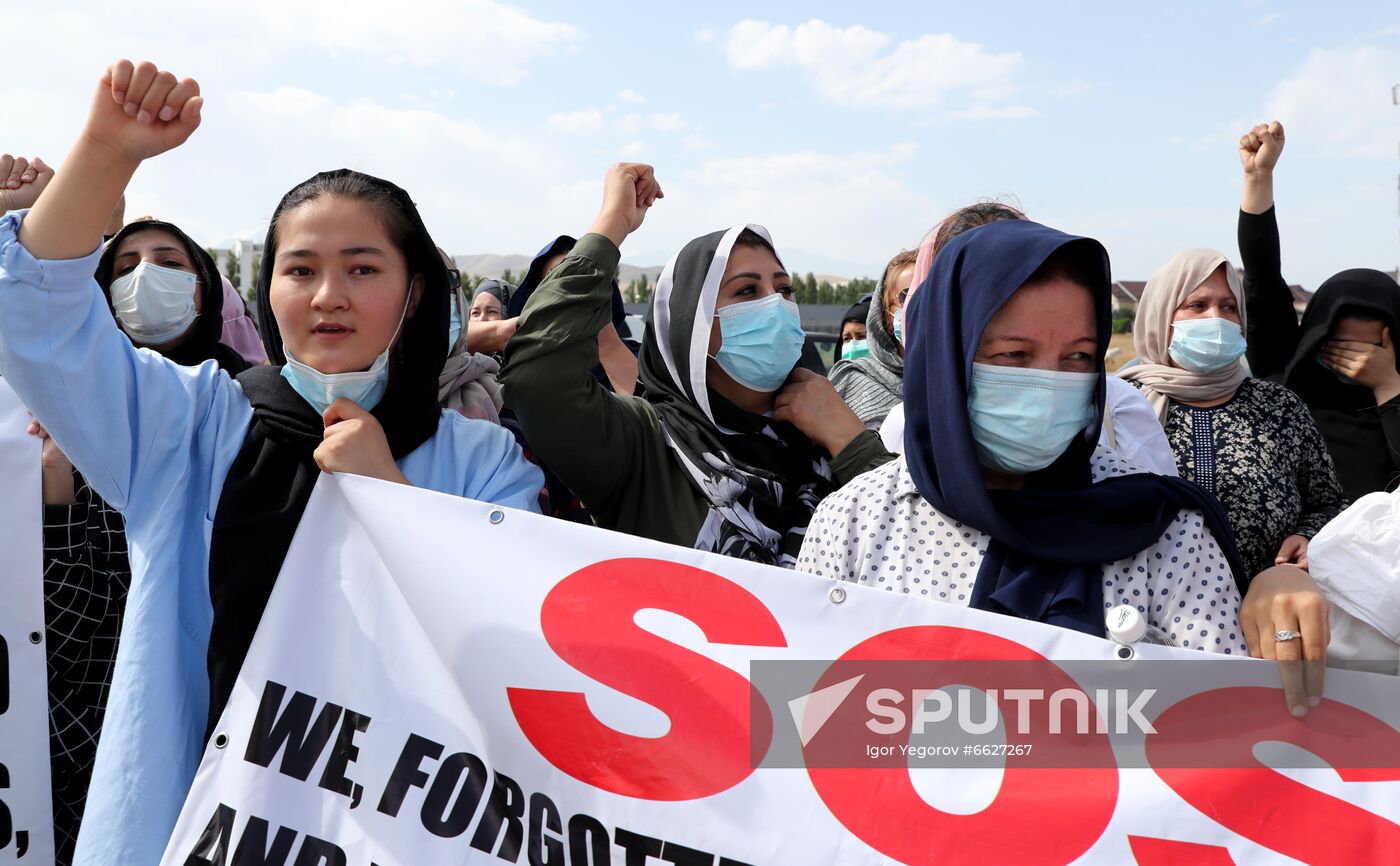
[454,253,663,286]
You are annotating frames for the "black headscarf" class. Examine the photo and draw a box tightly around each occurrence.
[205,169,449,733]
[473,278,512,309]
[841,299,871,328]
[638,225,832,566]
[903,220,1246,636]
[1283,269,1400,411]
[95,220,250,374]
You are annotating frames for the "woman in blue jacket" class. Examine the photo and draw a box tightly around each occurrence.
[0,60,543,864]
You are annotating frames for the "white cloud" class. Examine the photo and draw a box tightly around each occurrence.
[1254,12,1282,27]
[236,86,332,116]
[683,135,717,151]
[1264,45,1400,158]
[695,27,718,44]
[547,109,605,135]
[245,0,577,85]
[133,86,584,256]
[617,89,645,103]
[651,112,686,131]
[952,105,1040,120]
[616,113,645,136]
[621,141,648,157]
[665,142,936,274]
[722,19,1024,110]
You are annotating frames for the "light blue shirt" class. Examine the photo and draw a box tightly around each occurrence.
[0,211,544,865]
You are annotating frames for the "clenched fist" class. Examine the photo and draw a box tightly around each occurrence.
[83,60,203,163]
[1239,120,1285,175]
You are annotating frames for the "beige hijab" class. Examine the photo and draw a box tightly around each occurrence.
[1117,248,1248,421]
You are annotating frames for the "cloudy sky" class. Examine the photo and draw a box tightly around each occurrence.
[5,1,1398,286]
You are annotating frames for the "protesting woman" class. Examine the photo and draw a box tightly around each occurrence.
[0,60,543,863]
[877,204,1178,476]
[801,220,1249,650]
[502,163,894,565]
[800,220,1332,696]
[1235,121,1400,499]
[29,214,253,862]
[1118,247,1345,578]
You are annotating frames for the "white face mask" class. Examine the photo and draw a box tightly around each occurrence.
[108,261,199,345]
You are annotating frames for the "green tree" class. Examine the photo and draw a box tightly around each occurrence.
[249,255,261,300]
[223,249,240,290]
[817,280,834,305]
[501,268,518,285]
[635,272,650,304]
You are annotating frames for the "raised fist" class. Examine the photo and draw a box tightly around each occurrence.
[1239,120,1285,174]
[83,60,203,163]
[0,155,54,212]
[588,162,663,246]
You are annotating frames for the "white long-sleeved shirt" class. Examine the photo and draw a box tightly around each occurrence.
[797,450,1246,653]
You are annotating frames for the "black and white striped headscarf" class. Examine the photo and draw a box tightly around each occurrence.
[639,225,834,567]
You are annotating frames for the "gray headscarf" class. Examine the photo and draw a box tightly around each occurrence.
[828,266,906,426]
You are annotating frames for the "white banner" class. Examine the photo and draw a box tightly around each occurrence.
[0,378,52,864]
[165,474,1400,865]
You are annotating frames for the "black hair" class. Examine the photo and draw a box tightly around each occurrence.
[268,171,417,267]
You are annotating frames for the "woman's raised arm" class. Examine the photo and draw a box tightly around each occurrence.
[19,60,201,259]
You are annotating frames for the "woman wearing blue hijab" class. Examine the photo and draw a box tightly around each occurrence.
[799,220,1252,651]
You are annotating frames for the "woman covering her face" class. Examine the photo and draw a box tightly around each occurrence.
[1234,121,1400,498]
[502,164,894,566]
[1117,249,1346,580]
[0,60,543,863]
[800,220,1249,649]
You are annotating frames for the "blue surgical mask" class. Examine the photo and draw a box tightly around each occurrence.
[281,344,391,414]
[842,338,871,361]
[447,294,463,353]
[893,306,905,344]
[279,287,412,414]
[1315,353,1357,385]
[967,362,1098,475]
[711,294,805,392]
[1168,317,1247,373]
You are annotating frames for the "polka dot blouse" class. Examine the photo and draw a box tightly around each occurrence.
[796,450,1247,654]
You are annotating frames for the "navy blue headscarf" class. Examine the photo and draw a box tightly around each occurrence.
[507,235,630,335]
[902,220,1247,637]
[507,235,638,386]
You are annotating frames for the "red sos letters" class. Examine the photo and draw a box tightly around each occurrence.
[508,558,1399,865]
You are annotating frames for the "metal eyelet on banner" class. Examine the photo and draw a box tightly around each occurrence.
[28,631,41,644]
[828,585,847,604]
[213,732,229,749]
[488,509,505,525]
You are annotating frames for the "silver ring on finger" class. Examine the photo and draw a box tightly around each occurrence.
[1274,629,1301,642]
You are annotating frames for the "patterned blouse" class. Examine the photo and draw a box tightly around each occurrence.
[796,450,1247,654]
[44,473,130,865]
[1151,378,1346,580]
